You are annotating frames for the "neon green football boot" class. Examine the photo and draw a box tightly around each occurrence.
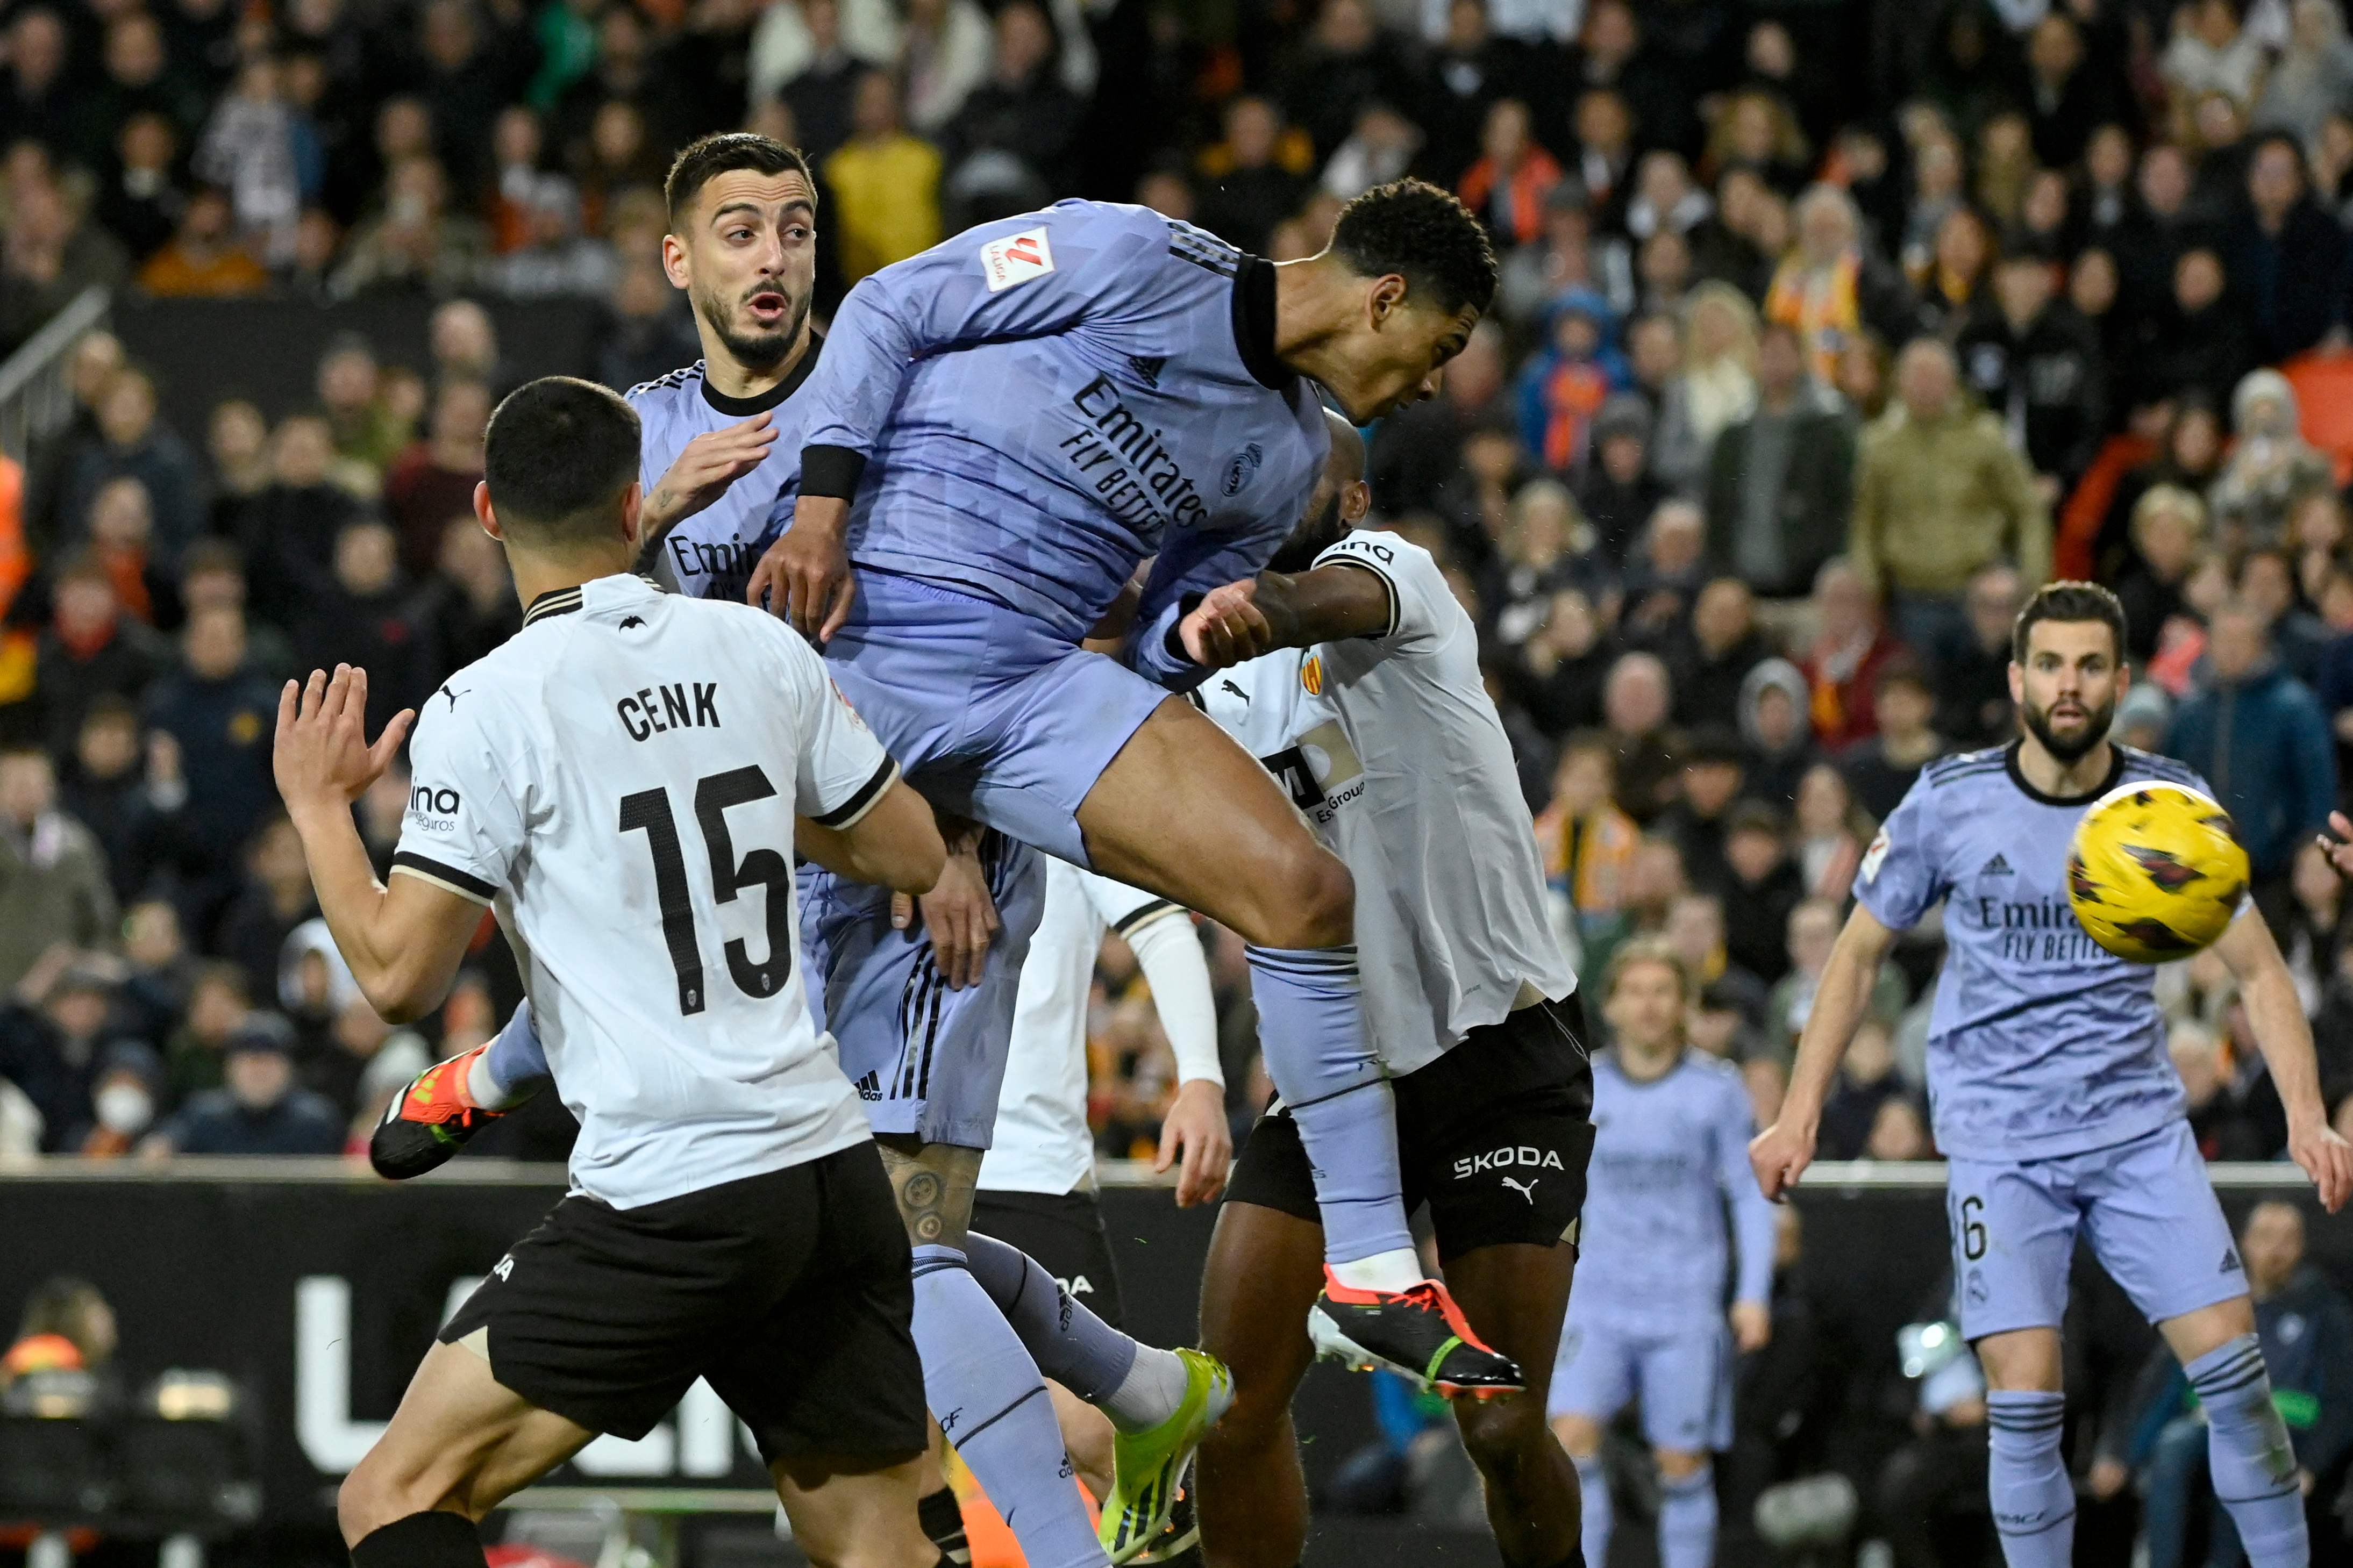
[1097,1347,1233,1564]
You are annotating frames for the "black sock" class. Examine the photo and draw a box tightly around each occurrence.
[918,1486,971,1566]
[351,1510,484,1568]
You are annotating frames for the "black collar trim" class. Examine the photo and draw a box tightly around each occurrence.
[1231,256,1290,391]
[698,331,825,418]
[523,586,585,627]
[2004,739,2124,806]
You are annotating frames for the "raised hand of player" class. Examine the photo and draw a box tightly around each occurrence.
[273,665,414,819]
[1749,1117,1817,1203]
[889,822,999,990]
[643,412,775,534]
[748,495,858,642]
[1179,579,1277,668]
[1729,1299,1772,1354]
[1156,1077,1232,1207]
[2287,1115,2353,1213]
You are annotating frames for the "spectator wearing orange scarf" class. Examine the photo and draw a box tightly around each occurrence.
[1459,97,1563,248]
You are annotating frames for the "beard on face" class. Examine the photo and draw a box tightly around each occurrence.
[1267,489,1345,574]
[695,282,808,371]
[2021,689,2114,763]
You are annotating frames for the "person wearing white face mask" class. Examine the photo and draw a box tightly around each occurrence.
[81,1040,161,1157]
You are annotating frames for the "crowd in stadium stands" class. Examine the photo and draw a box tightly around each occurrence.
[8,0,2353,1175]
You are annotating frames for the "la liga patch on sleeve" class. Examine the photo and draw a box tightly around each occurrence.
[979,227,1055,292]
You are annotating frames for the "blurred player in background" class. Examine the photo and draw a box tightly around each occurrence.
[286,379,951,1568]
[1550,938,1776,1568]
[1183,413,1589,1568]
[1752,581,2353,1568]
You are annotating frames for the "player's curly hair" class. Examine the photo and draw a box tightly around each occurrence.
[2012,580,2128,664]
[1329,178,1498,317]
[664,132,818,226]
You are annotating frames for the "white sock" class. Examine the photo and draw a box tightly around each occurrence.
[1328,1248,1425,1293]
[464,1047,517,1111]
[1101,1344,1192,1434]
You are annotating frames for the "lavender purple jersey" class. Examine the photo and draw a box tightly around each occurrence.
[1854,743,2216,1162]
[1572,1048,1776,1333]
[789,199,1329,691]
[626,343,824,603]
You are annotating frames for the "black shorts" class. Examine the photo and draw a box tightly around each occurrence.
[970,1188,1125,1331]
[440,1142,925,1464]
[1224,992,1596,1262]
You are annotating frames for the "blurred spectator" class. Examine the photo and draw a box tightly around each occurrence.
[1650,282,1756,496]
[0,1277,115,1388]
[2208,368,2335,550]
[421,514,519,675]
[1573,394,1664,564]
[1763,185,1915,383]
[1664,889,1767,1027]
[181,540,292,684]
[1703,320,1853,599]
[1850,338,2049,656]
[1766,898,1907,1065]
[1956,246,2105,494]
[491,175,616,300]
[940,1,1082,224]
[1601,650,1679,825]
[2226,133,2349,364]
[1800,559,1906,750]
[384,380,489,579]
[161,960,245,1109]
[1658,725,1745,893]
[1322,101,1421,204]
[2161,0,2267,117]
[1818,1015,1909,1160]
[2241,547,2328,686]
[825,69,943,285]
[331,154,490,299]
[71,14,209,171]
[100,113,186,262]
[1457,97,1558,249]
[59,697,161,906]
[136,185,270,297]
[2172,1015,2286,1161]
[0,173,130,355]
[80,1040,161,1156]
[597,259,703,393]
[2166,598,2336,899]
[232,413,369,629]
[2255,1,2353,146]
[142,606,277,902]
[1930,563,2023,750]
[2114,486,2205,665]
[1518,293,1629,476]
[0,746,117,994]
[28,556,170,759]
[57,366,205,569]
[1866,1090,1933,1159]
[1721,801,1803,985]
[1280,0,1413,162]
[0,11,74,159]
[901,0,993,138]
[776,0,864,161]
[205,398,271,534]
[155,1009,343,1155]
[1839,660,1943,826]
[1620,499,1708,646]
[1791,761,1871,900]
[0,957,116,1149]
[1537,733,1641,972]
[1495,183,1632,332]
[312,336,408,477]
[1672,578,1771,728]
[1737,657,1816,808]
[192,56,303,260]
[295,520,431,736]
[1197,95,1308,257]
[1505,585,1614,736]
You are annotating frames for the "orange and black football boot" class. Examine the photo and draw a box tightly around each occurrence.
[1307,1272,1524,1399]
[369,1044,508,1180]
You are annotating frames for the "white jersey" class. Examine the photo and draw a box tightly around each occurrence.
[393,572,894,1208]
[1195,529,1574,1075]
[978,860,1185,1195]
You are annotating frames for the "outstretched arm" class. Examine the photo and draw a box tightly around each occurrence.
[2213,901,2353,1212]
[1176,561,1394,669]
[274,666,476,1024]
[1750,904,1899,1200]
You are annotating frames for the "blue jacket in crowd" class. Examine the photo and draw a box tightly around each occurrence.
[2165,660,2337,879]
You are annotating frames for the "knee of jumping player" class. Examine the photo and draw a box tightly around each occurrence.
[1249,843,1354,951]
[1456,1393,1553,1481]
[1201,1370,1292,1458]
[1653,1447,1710,1483]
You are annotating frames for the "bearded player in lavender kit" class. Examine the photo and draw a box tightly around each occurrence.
[1751,581,2353,1568]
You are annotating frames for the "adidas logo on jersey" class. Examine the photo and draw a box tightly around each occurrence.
[2222,1247,2242,1274]
[853,1071,881,1102]
[1453,1145,1566,1179]
[1128,355,1165,388]
[1981,853,2013,876]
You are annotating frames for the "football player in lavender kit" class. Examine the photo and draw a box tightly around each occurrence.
[1180,415,1591,1568]
[1550,939,1775,1568]
[1751,581,2353,1568]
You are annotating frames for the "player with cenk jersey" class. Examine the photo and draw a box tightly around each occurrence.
[1180,415,1590,1568]
[1751,581,2353,1568]
[1551,939,1775,1568]
[277,379,952,1568]
[741,180,1511,1568]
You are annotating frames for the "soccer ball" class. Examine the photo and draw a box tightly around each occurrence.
[2066,782,2250,964]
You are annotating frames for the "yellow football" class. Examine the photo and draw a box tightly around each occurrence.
[2065,781,2250,964]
